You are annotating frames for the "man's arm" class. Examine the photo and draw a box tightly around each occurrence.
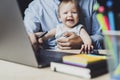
[24,0,42,51]
[24,0,42,33]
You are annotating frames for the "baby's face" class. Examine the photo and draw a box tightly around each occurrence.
[59,2,79,28]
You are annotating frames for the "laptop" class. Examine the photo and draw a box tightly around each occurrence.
[0,0,69,68]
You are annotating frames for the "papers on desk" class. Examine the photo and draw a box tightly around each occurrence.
[50,54,108,79]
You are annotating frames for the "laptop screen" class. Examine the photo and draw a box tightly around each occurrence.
[97,0,120,30]
[0,0,39,67]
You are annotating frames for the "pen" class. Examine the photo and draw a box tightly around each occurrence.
[37,31,48,38]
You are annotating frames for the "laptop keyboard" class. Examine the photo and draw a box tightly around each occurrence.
[35,49,71,67]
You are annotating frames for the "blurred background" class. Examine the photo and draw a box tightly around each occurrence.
[97,0,120,30]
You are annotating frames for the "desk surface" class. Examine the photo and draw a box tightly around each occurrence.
[0,50,110,80]
[0,60,110,80]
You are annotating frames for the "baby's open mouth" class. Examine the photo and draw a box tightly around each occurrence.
[67,19,74,21]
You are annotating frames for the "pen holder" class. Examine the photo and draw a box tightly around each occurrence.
[103,31,120,80]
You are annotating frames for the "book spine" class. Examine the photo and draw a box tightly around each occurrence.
[50,62,91,79]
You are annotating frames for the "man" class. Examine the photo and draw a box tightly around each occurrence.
[24,0,104,52]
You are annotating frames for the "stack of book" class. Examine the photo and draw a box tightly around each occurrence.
[50,54,108,79]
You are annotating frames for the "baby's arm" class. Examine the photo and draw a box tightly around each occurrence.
[42,28,56,41]
[33,29,56,49]
[79,27,93,53]
[36,28,56,45]
[80,28,92,45]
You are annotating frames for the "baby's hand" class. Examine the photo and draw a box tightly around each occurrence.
[79,44,94,54]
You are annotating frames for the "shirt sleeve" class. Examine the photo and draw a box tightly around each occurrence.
[91,0,102,35]
[90,0,104,49]
[24,0,42,34]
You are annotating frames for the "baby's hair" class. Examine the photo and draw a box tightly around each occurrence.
[58,0,81,17]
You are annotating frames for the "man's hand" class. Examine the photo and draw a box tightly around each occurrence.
[28,33,39,52]
[28,32,43,52]
[35,32,45,49]
[57,32,83,50]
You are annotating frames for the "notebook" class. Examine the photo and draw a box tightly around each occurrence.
[0,0,69,68]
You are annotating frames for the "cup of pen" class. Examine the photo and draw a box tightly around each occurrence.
[103,31,120,80]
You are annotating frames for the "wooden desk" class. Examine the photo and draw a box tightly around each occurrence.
[0,60,110,80]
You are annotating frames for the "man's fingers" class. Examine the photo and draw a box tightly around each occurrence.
[57,45,71,50]
[38,38,44,49]
[57,32,83,49]
[35,32,43,37]
[63,32,73,37]
[57,42,70,47]
[38,38,43,43]
[57,37,69,43]
[64,32,77,39]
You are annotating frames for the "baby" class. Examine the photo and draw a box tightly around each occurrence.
[37,0,93,53]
